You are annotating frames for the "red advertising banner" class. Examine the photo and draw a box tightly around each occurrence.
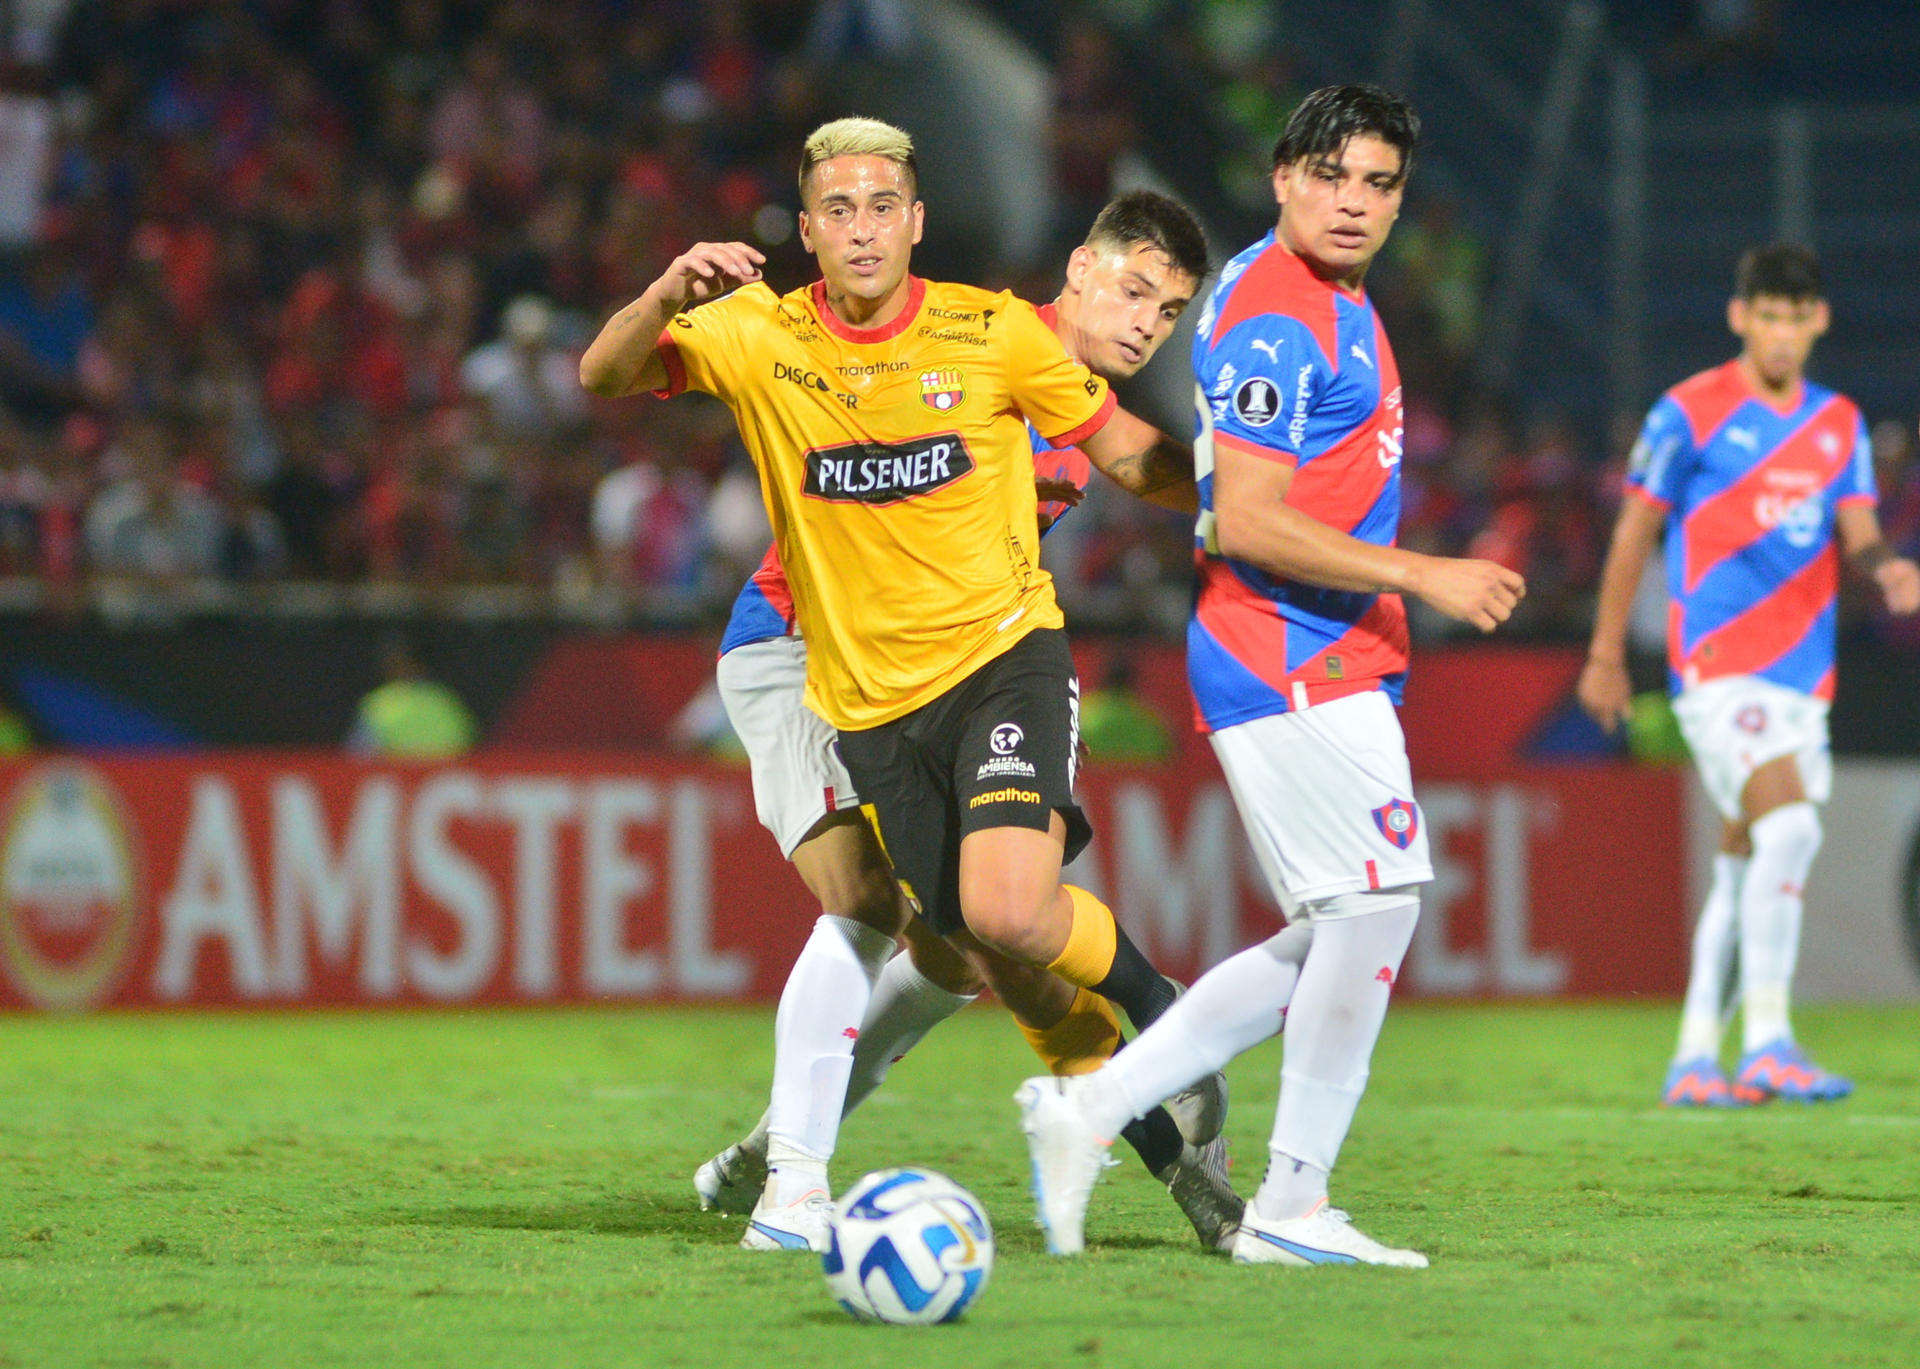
[0,748,1686,1012]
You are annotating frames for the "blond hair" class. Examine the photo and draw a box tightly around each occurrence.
[798,117,918,203]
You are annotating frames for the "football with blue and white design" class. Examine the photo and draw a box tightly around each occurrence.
[821,1167,994,1325]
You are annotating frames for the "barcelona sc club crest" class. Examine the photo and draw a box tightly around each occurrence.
[920,368,966,412]
[1371,798,1419,850]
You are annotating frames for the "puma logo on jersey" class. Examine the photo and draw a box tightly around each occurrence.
[1726,426,1758,451]
[1248,338,1284,364]
[1350,343,1374,369]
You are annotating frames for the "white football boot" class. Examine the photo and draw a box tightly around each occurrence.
[1157,1138,1243,1252]
[1014,1075,1111,1256]
[693,1141,767,1215]
[740,1182,832,1253]
[1232,1199,1428,1268]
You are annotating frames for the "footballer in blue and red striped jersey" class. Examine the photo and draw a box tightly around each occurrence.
[1626,358,1874,700]
[1581,242,1920,1111]
[1188,228,1408,731]
[1018,86,1525,1270]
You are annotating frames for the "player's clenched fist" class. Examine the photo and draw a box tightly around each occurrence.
[656,242,766,311]
[1407,556,1526,634]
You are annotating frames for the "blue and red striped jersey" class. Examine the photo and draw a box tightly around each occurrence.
[1626,360,1874,700]
[1187,231,1409,733]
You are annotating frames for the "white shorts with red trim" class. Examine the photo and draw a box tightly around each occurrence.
[715,634,858,858]
[1208,690,1433,920]
[1672,674,1831,822]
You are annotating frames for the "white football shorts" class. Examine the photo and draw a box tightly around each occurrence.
[1209,690,1434,921]
[1671,674,1831,821]
[714,635,858,858]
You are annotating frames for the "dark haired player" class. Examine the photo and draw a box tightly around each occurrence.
[1017,84,1525,1267]
[1579,244,1919,1107]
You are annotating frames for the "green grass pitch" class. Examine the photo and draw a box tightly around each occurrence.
[3,1001,1917,1369]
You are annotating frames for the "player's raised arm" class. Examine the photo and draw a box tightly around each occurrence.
[1836,502,1920,615]
[1077,405,1198,513]
[1575,493,1666,732]
[580,241,765,398]
[1208,438,1523,632]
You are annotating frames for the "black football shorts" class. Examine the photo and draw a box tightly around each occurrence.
[835,627,1092,936]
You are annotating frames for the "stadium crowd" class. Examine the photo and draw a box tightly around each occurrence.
[0,0,1913,644]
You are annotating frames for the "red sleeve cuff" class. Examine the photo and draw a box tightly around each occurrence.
[1215,428,1298,468]
[1624,483,1670,511]
[1045,388,1118,450]
[650,332,687,398]
[1835,493,1877,508]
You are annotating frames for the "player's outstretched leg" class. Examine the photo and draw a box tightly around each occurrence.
[1663,849,1746,1108]
[1015,925,1313,1255]
[1732,802,1850,1103]
[1003,968,1240,1251]
[1233,897,1427,1269]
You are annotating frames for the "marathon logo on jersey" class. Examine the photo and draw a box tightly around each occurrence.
[1232,376,1280,427]
[969,787,1042,810]
[803,433,975,505]
[1371,798,1419,851]
[920,368,967,412]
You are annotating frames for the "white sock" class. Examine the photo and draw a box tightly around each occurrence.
[738,952,975,1163]
[765,915,895,1201]
[1259,897,1419,1222]
[1085,923,1314,1139]
[842,952,976,1116]
[1675,853,1745,1063]
[1739,802,1821,1052]
[1254,1153,1331,1224]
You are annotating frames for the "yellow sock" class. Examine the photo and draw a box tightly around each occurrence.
[1044,884,1119,988]
[1015,987,1123,1075]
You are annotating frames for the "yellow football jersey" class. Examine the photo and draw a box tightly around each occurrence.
[655,276,1115,729]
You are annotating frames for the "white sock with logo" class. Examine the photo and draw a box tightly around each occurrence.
[841,951,977,1115]
[1081,923,1314,1139]
[1739,803,1821,1052]
[764,915,896,1203]
[1675,853,1746,1064]
[1257,897,1419,1222]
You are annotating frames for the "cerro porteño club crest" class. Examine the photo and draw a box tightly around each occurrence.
[1371,798,1419,851]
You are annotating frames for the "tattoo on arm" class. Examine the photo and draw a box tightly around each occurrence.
[1104,435,1193,495]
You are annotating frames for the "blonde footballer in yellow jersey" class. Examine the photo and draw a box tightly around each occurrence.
[650,275,1114,729]
[583,118,1213,1252]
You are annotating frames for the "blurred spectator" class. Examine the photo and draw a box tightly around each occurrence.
[83,416,220,581]
[348,633,477,759]
[592,440,710,592]
[461,294,587,441]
